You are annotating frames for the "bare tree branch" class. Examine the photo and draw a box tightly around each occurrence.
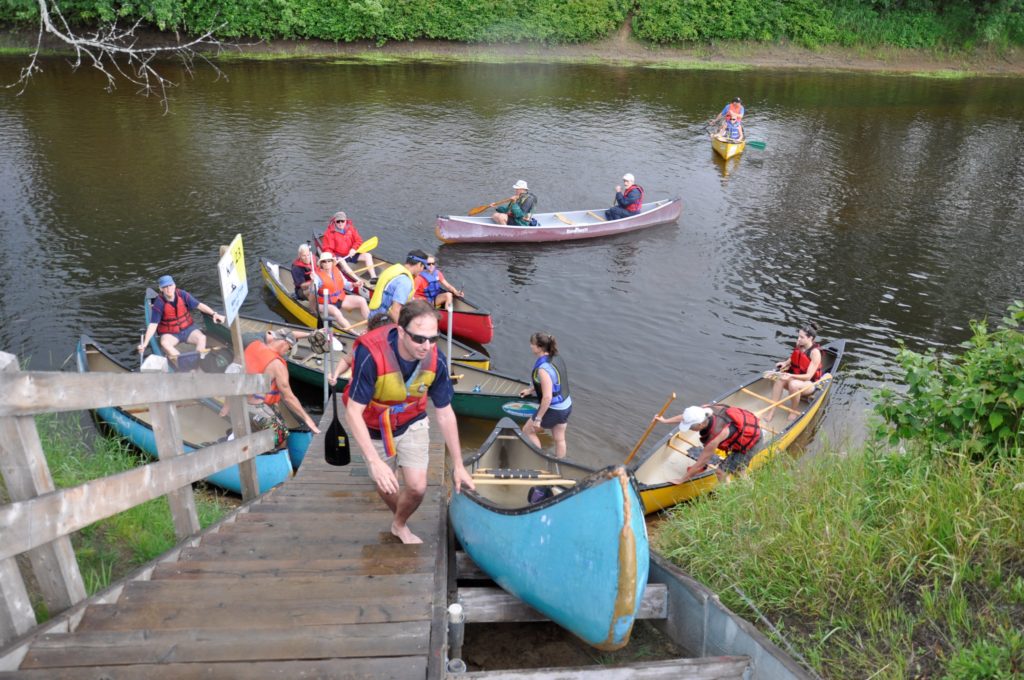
[6,0,232,112]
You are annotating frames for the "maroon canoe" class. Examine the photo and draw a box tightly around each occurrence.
[436,198,682,244]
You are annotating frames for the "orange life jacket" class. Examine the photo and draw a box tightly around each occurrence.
[789,343,822,381]
[700,405,761,454]
[245,341,284,406]
[315,265,347,305]
[155,293,193,335]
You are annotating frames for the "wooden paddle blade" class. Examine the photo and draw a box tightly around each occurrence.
[355,236,378,254]
[747,140,767,149]
[467,204,492,216]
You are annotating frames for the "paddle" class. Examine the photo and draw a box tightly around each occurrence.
[324,391,351,466]
[468,196,514,217]
[624,392,677,464]
[746,140,767,150]
[355,236,378,254]
[138,334,145,369]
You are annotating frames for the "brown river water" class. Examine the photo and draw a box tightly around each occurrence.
[1,57,1022,466]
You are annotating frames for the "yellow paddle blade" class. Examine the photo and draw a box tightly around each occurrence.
[355,236,378,254]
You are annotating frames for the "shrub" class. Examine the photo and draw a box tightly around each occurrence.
[874,300,1024,459]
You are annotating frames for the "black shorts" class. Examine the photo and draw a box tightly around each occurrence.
[540,405,572,429]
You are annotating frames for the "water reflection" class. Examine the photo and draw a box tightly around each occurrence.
[1,57,1023,465]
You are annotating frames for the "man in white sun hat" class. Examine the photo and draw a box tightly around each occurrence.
[654,403,766,483]
[491,179,538,226]
[605,173,644,221]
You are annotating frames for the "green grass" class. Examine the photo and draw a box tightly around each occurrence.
[22,414,234,620]
[653,444,1024,678]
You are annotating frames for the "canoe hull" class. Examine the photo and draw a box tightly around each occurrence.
[436,198,682,244]
[451,420,649,650]
[711,136,746,160]
[632,340,846,514]
[76,337,293,495]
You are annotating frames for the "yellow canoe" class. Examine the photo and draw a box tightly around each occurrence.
[259,258,491,370]
[630,340,846,514]
[711,135,746,160]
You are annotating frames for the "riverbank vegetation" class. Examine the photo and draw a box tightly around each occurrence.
[655,302,1024,678]
[2,0,1021,50]
[11,415,232,620]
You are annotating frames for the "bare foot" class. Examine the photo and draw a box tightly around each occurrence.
[787,412,800,422]
[391,523,423,545]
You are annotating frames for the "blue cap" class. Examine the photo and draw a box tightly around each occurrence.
[157,275,175,288]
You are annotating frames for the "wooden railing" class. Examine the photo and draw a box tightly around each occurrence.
[0,351,276,648]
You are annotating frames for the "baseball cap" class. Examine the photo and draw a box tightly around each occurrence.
[270,329,297,347]
[622,173,635,184]
[333,211,348,222]
[157,275,175,288]
[678,406,712,431]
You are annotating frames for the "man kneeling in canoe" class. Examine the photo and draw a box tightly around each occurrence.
[656,404,766,484]
[344,299,474,544]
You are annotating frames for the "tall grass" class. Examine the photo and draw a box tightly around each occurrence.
[20,414,232,619]
[654,445,1024,677]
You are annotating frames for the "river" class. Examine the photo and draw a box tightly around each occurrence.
[1,57,1022,466]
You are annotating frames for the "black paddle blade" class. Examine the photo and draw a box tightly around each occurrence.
[324,394,351,466]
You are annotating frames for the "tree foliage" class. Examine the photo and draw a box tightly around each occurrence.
[874,301,1024,459]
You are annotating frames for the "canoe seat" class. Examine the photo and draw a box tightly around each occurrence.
[474,468,557,480]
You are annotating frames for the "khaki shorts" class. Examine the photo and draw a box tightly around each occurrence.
[372,417,430,470]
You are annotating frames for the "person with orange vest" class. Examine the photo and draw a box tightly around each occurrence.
[219,329,321,446]
[320,211,378,284]
[314,251,370,334]
[604,173,644,221]
[763,321,824,424]
[138,275,224,362]
[712,97,745,142]
[656,403,766,483]
[343,299,474,544]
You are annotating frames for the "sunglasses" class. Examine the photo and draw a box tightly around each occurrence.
[405,331,439,345]
[426,261,436,266]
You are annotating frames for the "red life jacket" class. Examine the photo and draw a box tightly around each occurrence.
[700,405,761,454]
[292,257,312,283]
[155,293,193,335]
[623,184,644,213]
[789,343,822,381]
[244,341,283,406]
[342,325,437,434]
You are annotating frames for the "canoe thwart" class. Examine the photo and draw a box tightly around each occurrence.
[471,478,577,486]
[586,211,607,222]
[554,213,574,225]
[740,387,801,415]
[474,468,558,479]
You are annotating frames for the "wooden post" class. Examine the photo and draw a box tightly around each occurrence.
[221,244,259,501]
[147,401,201,539]
[0,352,86,645]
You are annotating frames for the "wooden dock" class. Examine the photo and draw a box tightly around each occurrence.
[1,424,451,679]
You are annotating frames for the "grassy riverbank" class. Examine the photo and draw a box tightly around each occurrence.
[655,304,1024,678]
[15,415,234,620]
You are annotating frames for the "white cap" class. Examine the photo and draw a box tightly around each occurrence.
[512,180,528,190]
[622,173,635,184]
[318,250,335,262]
[678,406,712,431]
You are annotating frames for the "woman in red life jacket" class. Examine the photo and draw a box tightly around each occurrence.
[655,404,765,483]
[763,321,823,424]
[314,251,370,334]
[414,255,464,310]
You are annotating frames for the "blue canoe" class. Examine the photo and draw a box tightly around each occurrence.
[450,418,649,650]
[76,335,294,494]
[143,288,314,470]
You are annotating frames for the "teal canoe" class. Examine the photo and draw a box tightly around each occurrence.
[450,418,649,650]
[76,335,293,495]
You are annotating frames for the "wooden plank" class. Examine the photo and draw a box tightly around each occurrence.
[456,584,668,623]
[0,657,426,679]
[455,551,490,581]
[21,621,429,667]
[0,371,269,417]
[148,401,201,539]
[457,657,750,679]
[0,557,34,647]
[740,387,799,415]
[118,573,433,603]
[0,431,274,562]
[152,557,437,580]
[75,596,432,631]
[177,540,437,563]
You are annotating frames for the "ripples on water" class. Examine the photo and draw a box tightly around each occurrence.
[1,59,1023,465]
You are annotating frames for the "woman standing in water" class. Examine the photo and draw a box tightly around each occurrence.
[518,332,572,458]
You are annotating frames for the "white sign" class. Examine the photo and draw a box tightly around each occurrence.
[218,233,248,326]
